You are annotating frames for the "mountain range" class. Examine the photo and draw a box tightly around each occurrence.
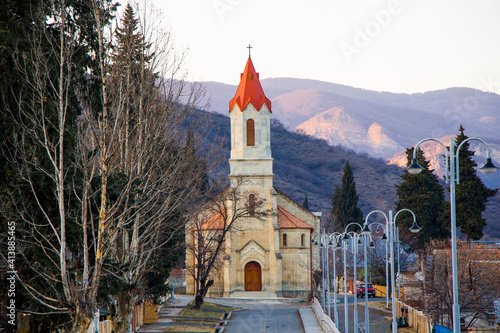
[197,78,500,240]
[203,78,500,189]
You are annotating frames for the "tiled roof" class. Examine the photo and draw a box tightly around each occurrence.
[277,205,313,229]
[199,212,225,230]
[229,57,272,112]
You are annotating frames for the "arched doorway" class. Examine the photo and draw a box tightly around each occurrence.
[244,261,262,291]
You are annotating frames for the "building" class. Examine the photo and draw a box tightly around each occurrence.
[185,56,321,298]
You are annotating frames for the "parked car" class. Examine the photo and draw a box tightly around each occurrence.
[356,283,376,298]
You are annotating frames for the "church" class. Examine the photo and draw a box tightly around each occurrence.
[185,55,321,298]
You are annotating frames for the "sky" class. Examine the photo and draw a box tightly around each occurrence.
[149,0,500,94]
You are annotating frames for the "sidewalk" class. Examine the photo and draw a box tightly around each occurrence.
[137,294,326,333]
[137,295,192,332]
[299,306,325,333]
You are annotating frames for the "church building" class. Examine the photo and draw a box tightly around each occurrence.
[185,56,321,298]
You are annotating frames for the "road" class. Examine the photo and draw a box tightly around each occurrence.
[206,297,305,333]
[206,295,393,333]
[330,295,393,333]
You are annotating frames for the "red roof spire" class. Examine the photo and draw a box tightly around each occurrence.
[229,57,272,113]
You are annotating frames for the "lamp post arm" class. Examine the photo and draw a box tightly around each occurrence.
[365,210,389,225]
[394,208,417,224]
[345,222,363,233]
[455,137,493,185]
[413,137,450,183]
[367,222,386,233]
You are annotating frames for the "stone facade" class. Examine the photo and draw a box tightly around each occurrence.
[185,57,321,298]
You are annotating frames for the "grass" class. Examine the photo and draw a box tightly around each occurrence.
[180,300,237,319]
[179,308,223,319]
[368,301,392,311]
[198,302,234,311]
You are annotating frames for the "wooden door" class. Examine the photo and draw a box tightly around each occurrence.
[244,261,262,291]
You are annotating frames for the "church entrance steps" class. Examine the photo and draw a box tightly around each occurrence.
[229,291,277,299]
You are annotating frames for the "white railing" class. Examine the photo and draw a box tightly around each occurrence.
[312,297,341,333]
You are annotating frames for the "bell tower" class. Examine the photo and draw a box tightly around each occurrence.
[228,56,273,187]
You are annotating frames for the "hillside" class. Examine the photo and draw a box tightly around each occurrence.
[202,110,500,240]
[198,78,500,240]
[203,78,500,189]
[204,110,402,216]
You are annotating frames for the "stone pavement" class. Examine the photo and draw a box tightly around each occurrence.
[137,294,325,332]
[299,306,324,333]
[137,295,191,332]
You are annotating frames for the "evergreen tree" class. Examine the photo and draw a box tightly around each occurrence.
[450,125,498,242]
[303,194,309,210]
[395,148,448,253]
[327,160,363,232]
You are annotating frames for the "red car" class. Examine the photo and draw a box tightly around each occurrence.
[356,283,376,298]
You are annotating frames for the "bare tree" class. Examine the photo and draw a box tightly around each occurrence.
[86,1,214,331]
[1,1,102,331]
[1,1,213,332]
[424,241,500,330]
[186,180,268,309]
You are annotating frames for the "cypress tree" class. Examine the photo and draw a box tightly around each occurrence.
[451,125,498,242]
[303,194,309,210]
[327,160,363,232]
[395,147,448,253]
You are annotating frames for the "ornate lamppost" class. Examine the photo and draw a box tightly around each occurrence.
[407,137,497,333]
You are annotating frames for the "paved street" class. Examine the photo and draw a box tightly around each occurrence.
[205,297,306,333]
[207,295,394,333]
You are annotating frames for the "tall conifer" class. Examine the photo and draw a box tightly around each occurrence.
[395,148,448,253]
[328,160,363,232]
[303,194,309,210]
[450,125,498,242]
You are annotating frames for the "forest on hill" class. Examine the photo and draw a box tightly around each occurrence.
[205,111,405,217]
[202,110,500,240]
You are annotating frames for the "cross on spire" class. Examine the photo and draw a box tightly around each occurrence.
[247,44,252,58]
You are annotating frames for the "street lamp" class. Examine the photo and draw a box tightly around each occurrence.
[365,210,421,333]
[365,211,391,306]
[341,231,350,333]
[343,223,369,333]
[391,210,420,333]
[362,232,375,333]
[330,233,343,327]
[313,231,328,313]
[407,137,498,333]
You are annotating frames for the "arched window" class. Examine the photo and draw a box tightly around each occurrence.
[301,233,306,247]
[249,194,255,216]
[282,233,287,247]
[246,119,255,146]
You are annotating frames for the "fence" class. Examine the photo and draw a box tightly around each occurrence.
[372,284,404,298]
[396,300,433,333]
[86,320,112,333]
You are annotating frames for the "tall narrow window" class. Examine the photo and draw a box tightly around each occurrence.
[301,234,305,247]
[247,119,255,146]
[249,194,255,216]
[283,233,287,247]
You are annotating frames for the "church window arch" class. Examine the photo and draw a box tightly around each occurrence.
[301,233,306,247]
[282,233,287,247]
[247,119,255,146]
[249,194,255,216]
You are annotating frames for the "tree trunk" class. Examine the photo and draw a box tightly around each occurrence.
[70,309,92,333]
[113,290,136,333]
[194,279,214,309]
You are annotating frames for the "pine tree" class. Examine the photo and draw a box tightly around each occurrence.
[327,160,363,232]
[109,3,154,172]
[303,194,309,210]
[451,125,498,242]
[395,148,448,253]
